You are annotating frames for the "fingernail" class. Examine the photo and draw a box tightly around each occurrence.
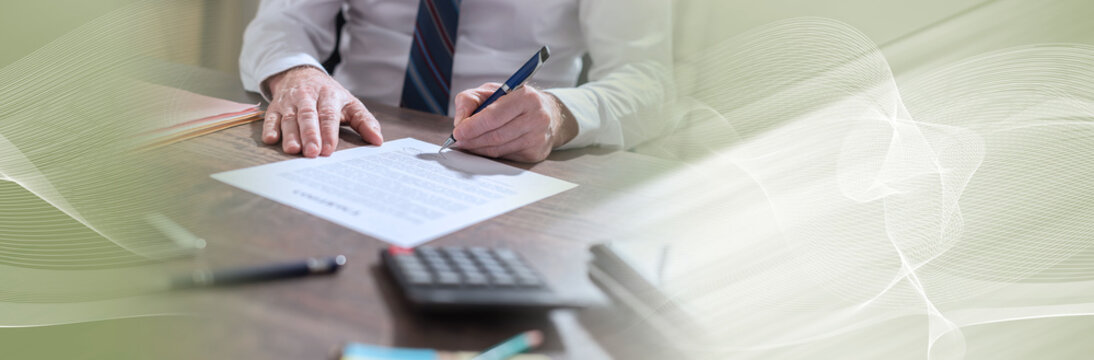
[305,143,319,157]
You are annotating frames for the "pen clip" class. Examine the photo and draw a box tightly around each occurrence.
[504,46,550,93]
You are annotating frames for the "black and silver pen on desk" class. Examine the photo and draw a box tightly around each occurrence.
[170,255,347,289]
[438,46,551,153]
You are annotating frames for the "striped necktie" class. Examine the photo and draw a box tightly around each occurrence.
[400,0,461,115]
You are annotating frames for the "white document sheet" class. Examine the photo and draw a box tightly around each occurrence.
[211,138,576,247]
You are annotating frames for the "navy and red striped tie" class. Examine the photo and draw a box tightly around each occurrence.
[400,0,461,115]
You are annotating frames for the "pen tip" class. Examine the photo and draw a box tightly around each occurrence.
[439,136,455,152]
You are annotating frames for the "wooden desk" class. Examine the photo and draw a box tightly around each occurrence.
[154,65,682,359]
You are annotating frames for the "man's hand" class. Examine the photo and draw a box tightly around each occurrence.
[263,66,383,157]
[451,83,578,162]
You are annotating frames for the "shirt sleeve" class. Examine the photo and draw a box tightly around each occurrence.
[544,0,675,150]
[239,0,344,101]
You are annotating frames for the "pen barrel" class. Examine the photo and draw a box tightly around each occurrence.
[172,256,344,289]
[446,46,549,148]
[208,261,315,285]
[472,89,508,115]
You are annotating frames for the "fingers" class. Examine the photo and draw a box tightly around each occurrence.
[452,87,534,142]
[316,88,342,156]
[262,110,281,144]
[469,130,550,162]
[453,82,504,126]
[456,112,541,150]
[280,106,302,154]
[344,100,384,145]
[293,92,322,158]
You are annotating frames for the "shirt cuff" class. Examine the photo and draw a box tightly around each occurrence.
[246,53,326,102]
[545,87,623,150]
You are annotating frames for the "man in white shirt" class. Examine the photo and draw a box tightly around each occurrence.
[240,0,671,162]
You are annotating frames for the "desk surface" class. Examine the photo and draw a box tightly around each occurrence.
[155,65,682,359]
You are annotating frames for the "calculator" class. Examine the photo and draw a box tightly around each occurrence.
[381,245,572,311]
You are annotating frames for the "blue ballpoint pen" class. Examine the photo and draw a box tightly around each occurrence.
[438,46,551,153]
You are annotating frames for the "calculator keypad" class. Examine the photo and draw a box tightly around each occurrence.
[388,246,545,289]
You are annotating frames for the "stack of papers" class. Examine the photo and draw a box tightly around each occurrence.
[136,83,262,148]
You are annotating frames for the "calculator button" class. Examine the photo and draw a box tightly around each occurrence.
[501,259,525,268]
[516,276,541,287]
[471,252,494,263]
[436,271,461,285]
[451,256,473,267]
[417,248,440,258]
[451,256,475,266]
[425,257,449,268]
[479,262,503,273]
[477,258,503,268]
[513,269,537,279]
[490,274,516,287]
[464,273,488,286]
[485,266,508,276]
[500,257,526,268]
[406,271,433,285]
[509,268,536,279]
[399,263,428,274]
[442,247,466,257]
[396,256,424,266]
[457,263,479,274]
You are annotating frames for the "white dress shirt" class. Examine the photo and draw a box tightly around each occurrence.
[240,0,672,149]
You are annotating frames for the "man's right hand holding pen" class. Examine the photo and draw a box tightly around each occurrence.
[450,82,577,163]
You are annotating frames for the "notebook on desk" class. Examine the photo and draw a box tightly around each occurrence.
[133,82,263,149]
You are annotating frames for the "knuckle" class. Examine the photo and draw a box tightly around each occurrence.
[298,107,318,117]
[350,110,370,124]
[318,110,339,123]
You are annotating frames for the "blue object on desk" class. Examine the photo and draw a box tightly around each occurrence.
[341,343,437,360]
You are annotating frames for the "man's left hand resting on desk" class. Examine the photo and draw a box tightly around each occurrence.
[263,65,384,158]
[452,83,578,163]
